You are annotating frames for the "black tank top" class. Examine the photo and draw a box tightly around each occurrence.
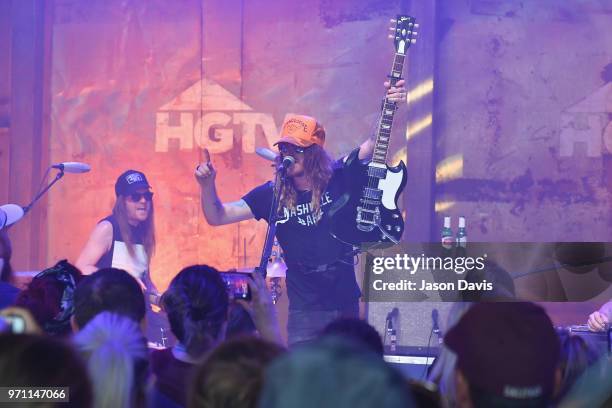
[95,215,149,281]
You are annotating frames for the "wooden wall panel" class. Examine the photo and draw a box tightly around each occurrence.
[0,0,12,206]
[7,0,51,271]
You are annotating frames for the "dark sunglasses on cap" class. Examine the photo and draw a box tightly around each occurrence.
[127,191,154,202]
[278,144,306,155]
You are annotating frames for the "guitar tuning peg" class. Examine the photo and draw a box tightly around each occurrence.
[414,23,420,28]
[411,38,417,44]
[389,27,395,31]
[413,31,419,36]
[390,19,397,23]
[388,34,394,39]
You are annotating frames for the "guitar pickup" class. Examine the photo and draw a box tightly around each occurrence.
[367,166,387,179]
[363,187,383,200]
[359,198,381,206]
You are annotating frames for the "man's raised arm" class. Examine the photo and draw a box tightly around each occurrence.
[195,149,254,226]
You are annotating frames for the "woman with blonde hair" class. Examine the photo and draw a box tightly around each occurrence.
[73,312,149,408]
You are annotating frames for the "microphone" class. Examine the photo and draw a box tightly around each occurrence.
[255,147,278,162]
[278,156,295,172]
[386,307,399,353]
[386,307,399,322]
[51,162,91,173]
[432,308,443,344]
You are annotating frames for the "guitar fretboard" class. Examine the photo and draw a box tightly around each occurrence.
[372,53,405,165]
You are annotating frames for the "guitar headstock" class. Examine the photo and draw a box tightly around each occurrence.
[388,15,418,55]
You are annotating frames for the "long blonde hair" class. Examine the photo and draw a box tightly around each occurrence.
[112,196,155,259]
[74,312,149,408]
[277,143,334,223]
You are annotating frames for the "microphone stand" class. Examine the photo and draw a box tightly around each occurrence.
[23,168,65,215]
[256,166,288,278]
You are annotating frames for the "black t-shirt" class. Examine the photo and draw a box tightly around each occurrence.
[242,161,361,311]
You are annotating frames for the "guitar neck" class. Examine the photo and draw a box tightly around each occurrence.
[372,52,405,165]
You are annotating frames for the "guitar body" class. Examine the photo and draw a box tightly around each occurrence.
[327,15,416,246]
[328,149,407,245]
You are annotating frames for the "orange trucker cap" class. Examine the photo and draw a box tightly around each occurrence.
[274,114,325,148]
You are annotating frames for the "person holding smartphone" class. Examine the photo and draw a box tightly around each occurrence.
[150,264,281,407]
[0,307,42,334]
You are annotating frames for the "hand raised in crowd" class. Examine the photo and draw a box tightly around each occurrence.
[588,309,610,332]
[237,271,283,346]
[0,307,42,335]
[384,79,407,104]
[195,148,217,187]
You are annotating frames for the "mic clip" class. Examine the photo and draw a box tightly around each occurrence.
[51,163,66,173]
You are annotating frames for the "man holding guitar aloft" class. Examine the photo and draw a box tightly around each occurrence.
[196,16,416,345]
[195,79,407,345]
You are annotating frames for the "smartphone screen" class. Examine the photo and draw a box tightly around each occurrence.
[221,272,252,300]
[1,315,26,334]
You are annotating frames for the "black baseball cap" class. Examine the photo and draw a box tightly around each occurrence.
[444,302,560,400]
[114,170,151,196]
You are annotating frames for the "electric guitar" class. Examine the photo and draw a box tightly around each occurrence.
[328,15,417,245]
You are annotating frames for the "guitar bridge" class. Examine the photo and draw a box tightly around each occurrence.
[356,206,381,232]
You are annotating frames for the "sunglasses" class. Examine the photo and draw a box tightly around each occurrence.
[127,191,154,202]
[278,144,306,155]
